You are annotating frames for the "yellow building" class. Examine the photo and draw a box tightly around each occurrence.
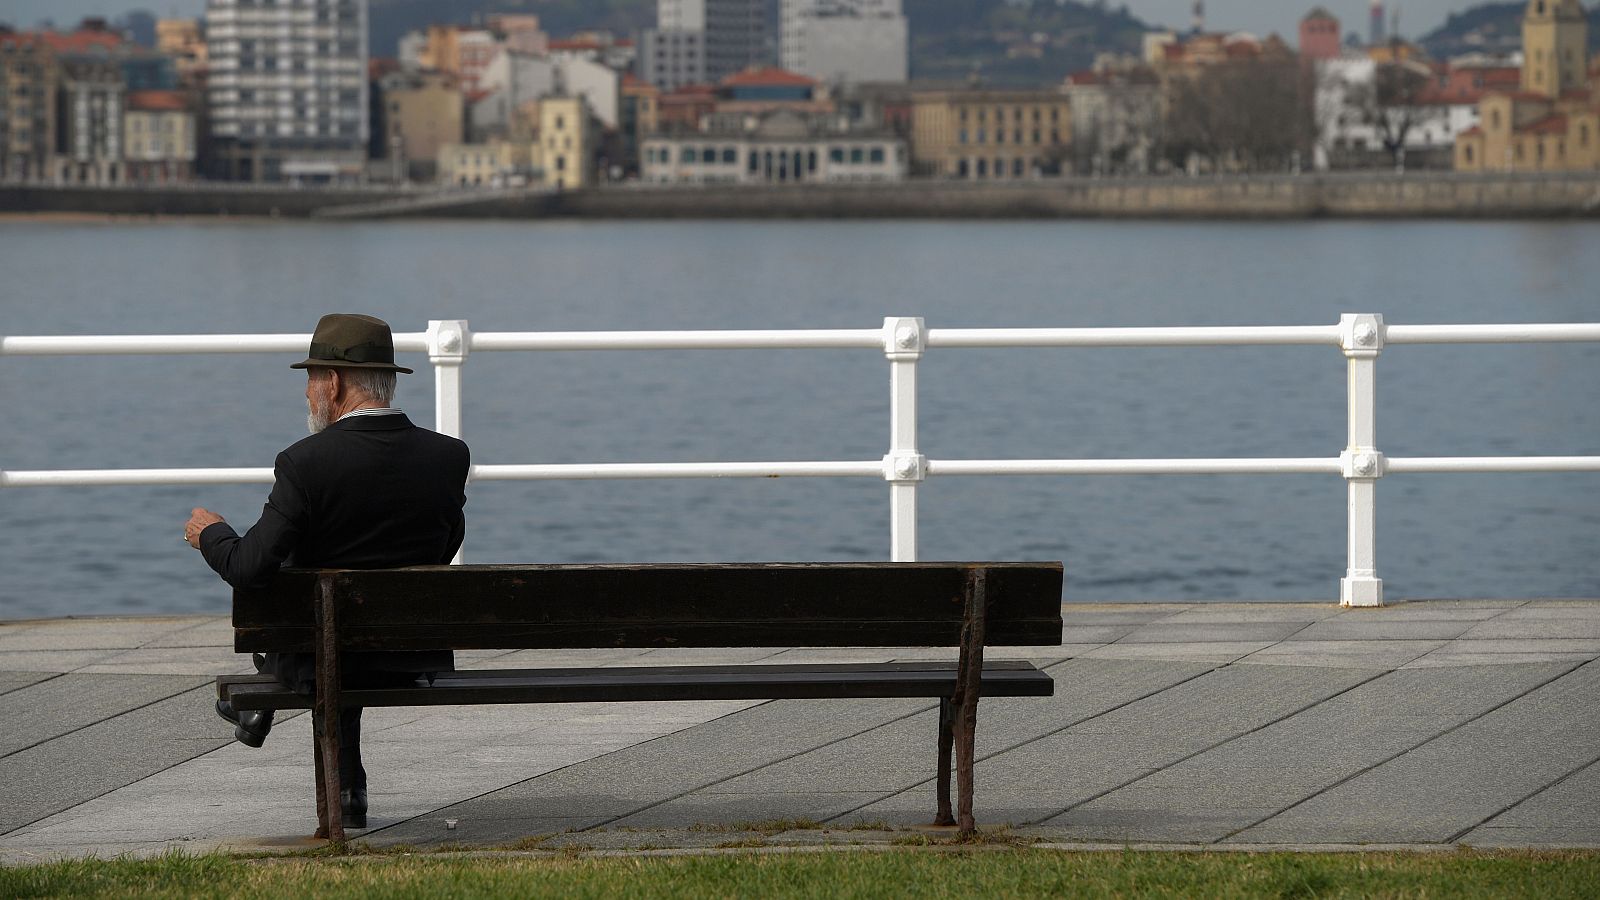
[1456,0,1600,172]
[383,70,463,180]
[438,140,532,187]
[155,18,206,80]
[535,96,596,189]
[123,90,196,182]
[910,90,1072,179]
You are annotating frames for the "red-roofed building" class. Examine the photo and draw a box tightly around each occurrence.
[1456,0,1599,172]
[1300,8,1341,62]
[124,90,195,182]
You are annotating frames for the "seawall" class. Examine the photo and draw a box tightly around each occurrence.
[4,172,1599,220]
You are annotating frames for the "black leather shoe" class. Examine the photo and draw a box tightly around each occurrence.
[341,787,368,829]
[214,699,274,748]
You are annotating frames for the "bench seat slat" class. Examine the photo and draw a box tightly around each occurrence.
[218,661,1055,710]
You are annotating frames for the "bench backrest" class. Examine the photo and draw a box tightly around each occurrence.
[233,562,1064,653]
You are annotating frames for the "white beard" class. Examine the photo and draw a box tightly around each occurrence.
[307,400,333,434]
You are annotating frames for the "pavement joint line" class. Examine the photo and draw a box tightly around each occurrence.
[0,683,235,839]
[0,677,211,765]
[821,657,1229,827]
[0,671,64,699]
[1444,666,1600,844]
[1016,664,1393,830]
[1214,656,1595,844]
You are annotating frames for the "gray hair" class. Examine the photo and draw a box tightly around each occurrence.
[341,368,397,407]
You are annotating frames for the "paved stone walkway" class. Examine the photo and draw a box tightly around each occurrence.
[1,599,1597,863]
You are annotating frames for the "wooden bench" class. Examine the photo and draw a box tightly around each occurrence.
[216,562,1064,841]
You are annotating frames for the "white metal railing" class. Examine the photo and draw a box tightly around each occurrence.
[4,315,1599,607]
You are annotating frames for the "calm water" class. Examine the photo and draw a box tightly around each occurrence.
[1,218,1597,618]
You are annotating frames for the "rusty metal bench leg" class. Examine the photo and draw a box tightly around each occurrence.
[953,567,987,836]
[935,697,955,826]
[314,574,345,844]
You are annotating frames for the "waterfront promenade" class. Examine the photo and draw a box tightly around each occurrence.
[2,598,1597,863]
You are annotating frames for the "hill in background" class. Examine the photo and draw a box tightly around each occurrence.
[1418,1,1600,57]
[369,0,1153,85]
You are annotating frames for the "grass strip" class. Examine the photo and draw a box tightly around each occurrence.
[2,847,1597,899]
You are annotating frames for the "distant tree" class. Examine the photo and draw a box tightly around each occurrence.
[1162,60,1312,173]
[1362,59,1432,170]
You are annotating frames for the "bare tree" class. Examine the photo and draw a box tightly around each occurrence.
[1359,59,1433,170]
[1162,59,1312,173]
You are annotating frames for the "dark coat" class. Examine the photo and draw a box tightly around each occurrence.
[199,412,469,689]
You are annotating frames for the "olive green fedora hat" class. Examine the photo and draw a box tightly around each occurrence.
[290,313,414,374]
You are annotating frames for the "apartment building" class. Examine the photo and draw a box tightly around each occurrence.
[204,0,369,182]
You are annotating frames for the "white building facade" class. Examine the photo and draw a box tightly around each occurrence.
[781,0,908,84]
[641,110,906,184]
[204,0,369,182]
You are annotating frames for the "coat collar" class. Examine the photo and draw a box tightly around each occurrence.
[326,412,414,432]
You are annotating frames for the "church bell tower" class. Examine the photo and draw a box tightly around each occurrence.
[1522,0,1590,99]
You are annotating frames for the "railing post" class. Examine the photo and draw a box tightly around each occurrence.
[428,319,470,564]
[883,317,926,562]
[1339,314,1385,607]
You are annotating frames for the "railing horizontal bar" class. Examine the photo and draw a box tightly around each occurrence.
[927,326,1342,348]
[472,462,885,480]
[1385,324,1600,344]
[0,334,431,355]
[470,330,884,351]
[1386,456,1600,473]
[930,458,1343,475]
[0,467,275,487]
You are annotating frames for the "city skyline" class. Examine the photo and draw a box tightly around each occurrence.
[5,0,1498,46]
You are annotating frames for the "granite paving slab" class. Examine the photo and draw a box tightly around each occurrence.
[0,683,225,836]
[0,618,210,652]
[0,671,54,697]
[1036,663,1576,844]
[362,697,933,848]
[1285,619,1481,641]
[1463,758,1600,847]
[852,663,1377,827]
[76,647,254,676]
[1148,605,1343,624]
[1460,618,1600,640]
[1229,661,1600,844]
[0,650,133,672]
[1117,622,1311,644]
[0,674,208,757]
[1079,641,1275,663]
[1237,640,1446,669]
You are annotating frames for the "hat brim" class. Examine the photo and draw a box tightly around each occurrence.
[291,358,414,375]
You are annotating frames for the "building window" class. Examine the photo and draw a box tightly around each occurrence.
[976,158,987,177]
[869,147,884,164]
[702,145,716,162]
[850,147,864,164]
[997,129,1006,144]
[958,129,967,144]
[1464,144,1474,163]
[1013,158,1024,177]
[829,147,844,163]
[977,128,986,143]
[681,147,695,163]
[957,159,969,177]
[722,147,736,164]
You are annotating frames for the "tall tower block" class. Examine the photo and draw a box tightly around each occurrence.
[1522,0,1590,99]
[1369,0,1386,44]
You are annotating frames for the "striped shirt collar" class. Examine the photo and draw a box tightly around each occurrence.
[337,407,404,422]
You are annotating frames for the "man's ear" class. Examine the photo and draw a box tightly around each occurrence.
[327,368,342,398]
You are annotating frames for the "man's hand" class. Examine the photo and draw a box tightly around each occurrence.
[185,508,225,549]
